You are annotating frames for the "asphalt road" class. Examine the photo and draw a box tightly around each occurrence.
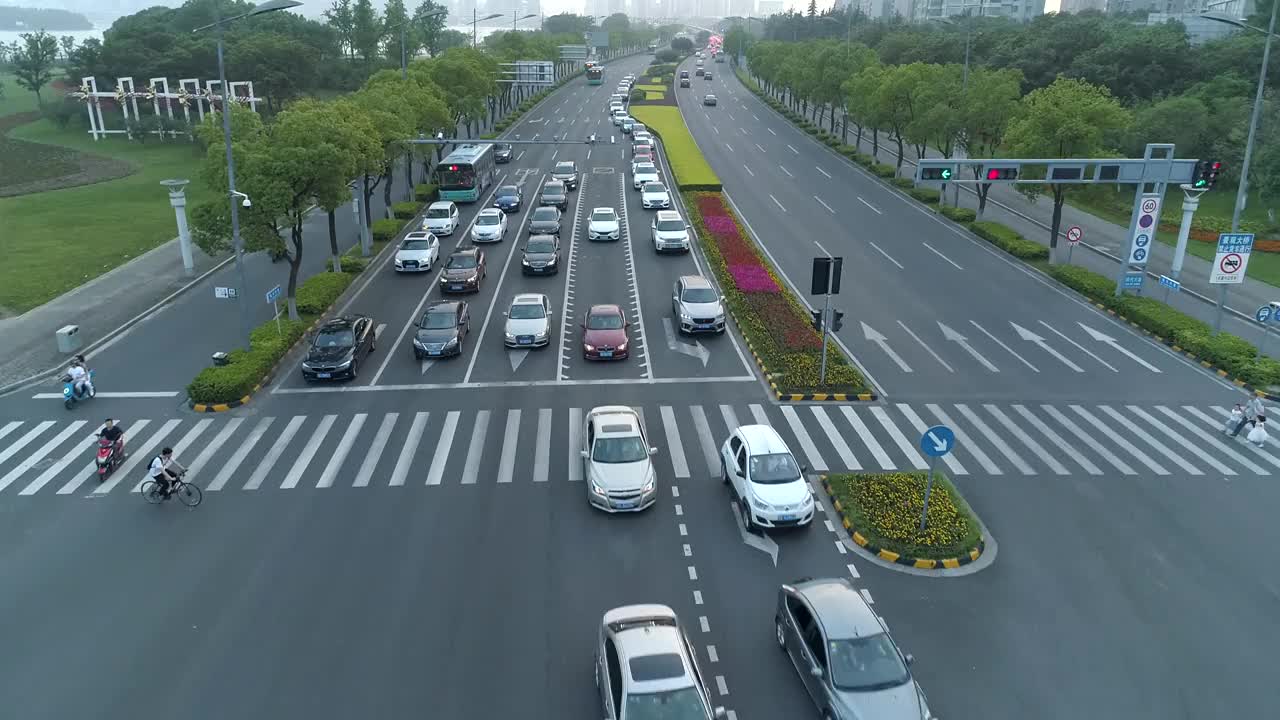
[676,63,1237,405]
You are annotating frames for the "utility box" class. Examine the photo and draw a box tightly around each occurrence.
[55,325,81,353]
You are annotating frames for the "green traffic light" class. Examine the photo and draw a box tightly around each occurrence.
[941,168,952,180]
[1194,179,1207,188]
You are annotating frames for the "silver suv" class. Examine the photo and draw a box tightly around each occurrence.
[672,275,725,334]
[596,604,727,720]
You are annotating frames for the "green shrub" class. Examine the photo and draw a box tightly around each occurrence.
[969,221,1049,260]
[330,255,371,274]
[392,201,421,220]
[855,154,876,166]
[414,184,439,202]
[940,206,977,223]
[908,188,940,204]
[629,106,722,191]
[294,271,355,315]
[826,472,983,561]
[872,163,898,178]
[890,177,915,189]
[372,217,405,242]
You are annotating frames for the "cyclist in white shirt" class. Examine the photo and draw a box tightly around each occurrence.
[148,447,185,495]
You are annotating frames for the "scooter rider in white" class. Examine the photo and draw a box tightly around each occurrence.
[67,355,93,398]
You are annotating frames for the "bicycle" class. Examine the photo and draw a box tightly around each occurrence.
[141,470,202,507]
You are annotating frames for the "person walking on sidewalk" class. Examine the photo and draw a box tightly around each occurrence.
[1231,396,1266,437]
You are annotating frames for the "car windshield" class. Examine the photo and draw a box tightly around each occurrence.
[497,186,518,198]
[421,311,456,330]
[509,303,545,320]
[636,164,656,174]
[592,435,648,463]
[477,214,501,226]
[828,634,912,692]
[554,163,575,173]
[681,287,718,303]
[315,328,354,348]
[544,183,565,195]
[446,254,477,269]
[426,207,451,218]
[533,208,558,221]
[748,452,801,484]
[656,219,685,232]
[402,238,433,250]
[592,210,615,222]
[622,686,707,720]
[587,312,623,330]
[526,239,556,254]
[645,184,667,194]
[496,144,511,151]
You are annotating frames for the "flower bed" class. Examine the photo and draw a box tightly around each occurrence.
[686,191,869,395]
[825,472,983,562]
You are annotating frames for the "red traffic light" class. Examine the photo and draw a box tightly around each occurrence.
[1212,162,1222,170]
[986,167,1017,181]
[449,165,458,171]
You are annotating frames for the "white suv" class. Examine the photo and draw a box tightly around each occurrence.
[422,200,460,236]
[651,210,690,252]
[720,425,814,530]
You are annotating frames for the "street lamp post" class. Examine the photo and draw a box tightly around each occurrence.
[193,0,302,352]
[391,8,447,199]
[161,179,194,276]
[473,10,504,48]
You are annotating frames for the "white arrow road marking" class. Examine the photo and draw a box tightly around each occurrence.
[1077,322,1162,372]
[1038,321,1118,372]
[420,358,434,375]
[937,321,999,372]
[662,317,710,367]
[861,322,912,372]
[508,349,529,372]
[729,500,778,566]
[1010,321,1082,372]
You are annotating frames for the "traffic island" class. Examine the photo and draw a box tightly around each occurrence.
[822,472,985,570]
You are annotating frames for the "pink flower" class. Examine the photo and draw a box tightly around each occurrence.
[704,216,738,237]
[728,264,780,293]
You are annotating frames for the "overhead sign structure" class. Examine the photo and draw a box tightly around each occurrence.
[558,45,587,61]
[589,31,610,48]
[1125,194,1162,266]
[1066,226,1083,245]
[1210,233,1254,285]
[509,61,555,86]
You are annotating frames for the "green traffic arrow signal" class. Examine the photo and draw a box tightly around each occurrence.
[941,168,952,180]
[1193,179,1207,188]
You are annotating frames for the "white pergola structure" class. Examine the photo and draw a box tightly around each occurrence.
[67,76,262,141]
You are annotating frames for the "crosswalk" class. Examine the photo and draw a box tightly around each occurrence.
[0,402,1271,499]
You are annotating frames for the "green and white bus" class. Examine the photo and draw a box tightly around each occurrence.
[434,144,498,202]
[587,62,604,85]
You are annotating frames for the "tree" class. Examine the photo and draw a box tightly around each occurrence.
[12,31,60,106]
[65,37,103,83]
[601,14,630,33]
[871,63,933,172]
[58,35,75,62]
[324,0,355,58]
[351,0,382,61]
[299,99,382,275]
[1004,77,1131,262]
[228,32,319,113]
[954,67,1024,218]
[428,48,496,138]
[1254,137,1280,224]
[383,0,409,62]
[410,1,447,58]
[696,30,711,46]
[1126,95,1210,161]
[347,87,413,231]
[844,64,888,159]
[723,25,750,61]
[807,0,818,18]
[544,13,593,37]
[671,37,693,53]
[435,29,468,54]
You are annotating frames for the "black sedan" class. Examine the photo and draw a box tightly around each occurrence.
[494,184,523,213]
[521,234,561,275]
[494,143,513,163]
[540,180,568,210]
[528,206,562,236]
[301,315,376,381]
[413,300,469,359]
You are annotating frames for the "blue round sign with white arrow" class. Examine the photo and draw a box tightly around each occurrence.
[920,425,956,458]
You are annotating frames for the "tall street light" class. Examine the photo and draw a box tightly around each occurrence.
[391,8,447,81]
[472,10,504,48]
[513,11,537,30]
[193,0,303,352]
[1202,5,1278,233]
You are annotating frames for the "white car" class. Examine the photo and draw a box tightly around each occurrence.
[588,207,621,241]
[470,208,507,243]
[632,130,652,146]
[613,110,629,127]
[503,293,553,348]
[671,275,725,333]
[393,231,440,272]
[720,424,814,531]
[651,211,691,253]
[422,200,460,236]
[609,102,624,116]
[632,163,660,190]
[641,182,671,210]
[631,123,647,137]
[582,406,658,512]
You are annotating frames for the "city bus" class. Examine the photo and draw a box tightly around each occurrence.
[587,63,604,85]
[434,144,497,202]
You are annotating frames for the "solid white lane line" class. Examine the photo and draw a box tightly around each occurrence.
[780,406,828,472]
[281,414,337,489]
[898,321,952,371]
[690,405,721,478]
[922,242,964,270]
[817,167,831,178]
[811,406,860,470]
[1042,405,1136,475]
[1070,405,1168,475]
[357,412,399,487]
[615,173,653,379]
[840,406,894,469]
[750,404,771,426]
[767,127,776,135]
[897,404,967,475]
[185,417,244,481]
[786,144,798,154]
[1037,321,1118,372]
[1184,406,1280,470]
[97,419,180,494]
[460,410,491,485]
[779,166,793,177]
[1011,405,1101,475]
[1098,405,1199,475]
[744,164,754,177]
[1134,406,1235,475]
[867,241,904,269]
[858,197,881,214]
[426,411,460,486]
[719,405,740,435]
[869,406,928,470]
[534,408,552,483]
[815,196,835,214]
[0,421,86,493]
[769,194,786,212]
[661,405,690,479]
[953,403,1033,474]
[756,143,766,152]
[206,418,268,492]
[970,320,1038,372]
[497,409,521,483]
[985,404,1069,475]
[316,413,366,488]
[568,407,583,481]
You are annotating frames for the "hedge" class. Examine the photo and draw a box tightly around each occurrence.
[1045,263,1280,388]
[890,177,915,189]
[186,270,358,404]
[871,163,897,178]
[907,188,940,204]
[629,106,722,191]
[969,221,1049,260]
[414,183,439,203]
[826,472,983,562]
[372,217,406,242]
[392,201,421,219]
[940,206,977,223]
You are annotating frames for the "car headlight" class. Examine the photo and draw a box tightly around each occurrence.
[335,360,352,370]
[444,338,459,348]
[584,344,595,352]
[617,341,628,351]
[751,496,770,511]
[522,257,530,266]
[642,474,655,493]
[537,328,550,338]
[591,481,606,496]
[680,312,692,322]
[504,333,516,341]
[413,338,425,348]
[802,493,814,507]
[301,362,313,370]
[466,273,478,282]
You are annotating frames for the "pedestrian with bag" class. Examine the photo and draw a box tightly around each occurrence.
[1231,396,1266,438]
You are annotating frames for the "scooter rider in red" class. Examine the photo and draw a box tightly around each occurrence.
[96,418,126,478]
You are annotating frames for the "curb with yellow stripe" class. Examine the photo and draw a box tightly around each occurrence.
[821,476,983,571]
[188,314,327,413]
[737,333,876,403]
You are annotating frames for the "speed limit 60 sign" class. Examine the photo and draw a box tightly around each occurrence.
[1125,193,1161,266]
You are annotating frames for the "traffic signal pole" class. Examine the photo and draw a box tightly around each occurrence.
[819,287,831,385]
[1171,183,1207,281]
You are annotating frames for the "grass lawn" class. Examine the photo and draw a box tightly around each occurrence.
[0,119,214,313]
[0,72,43,117]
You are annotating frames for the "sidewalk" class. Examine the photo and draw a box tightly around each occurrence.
[0,112,497,394]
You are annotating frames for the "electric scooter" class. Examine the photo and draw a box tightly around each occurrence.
[62,369,95,410]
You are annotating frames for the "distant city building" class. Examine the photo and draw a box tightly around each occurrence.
[1059,0,1106,10]
[729,0,755,16]
[608,0,627,15]
[913,0,1044,22]
[756,0,785,15]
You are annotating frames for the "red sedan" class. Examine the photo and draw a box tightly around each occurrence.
[581,304,630,360]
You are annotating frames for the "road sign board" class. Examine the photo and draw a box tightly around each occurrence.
[214,286,238,299]
[1125,193,1162,266]
[1123,271,1145,289]
[1256,304,1273,324]
[1158,275,1180,292]
[1066,226,1083,244]
[265,285,282,304]
[1211,233,1254,284]
[919,425,955,458]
